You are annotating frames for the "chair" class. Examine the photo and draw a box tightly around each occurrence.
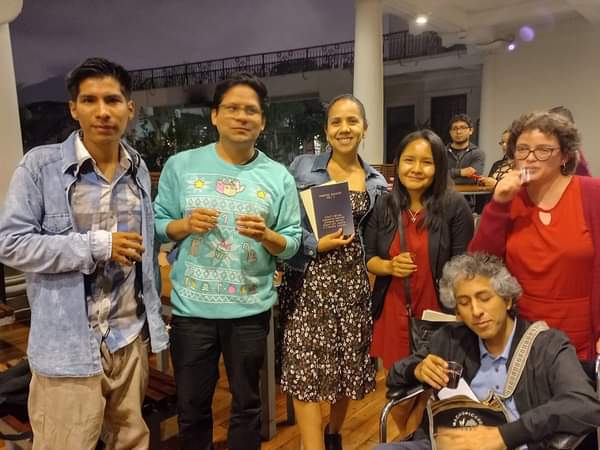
[379,355,600,450]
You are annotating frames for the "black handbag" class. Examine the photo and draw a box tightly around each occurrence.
[397,212,450,353]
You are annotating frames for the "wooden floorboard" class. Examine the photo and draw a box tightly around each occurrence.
[160,364,399,450]
[0,317,400,449]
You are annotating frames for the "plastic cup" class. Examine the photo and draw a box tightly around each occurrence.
[520,167,530,184]
[446,361,463,389]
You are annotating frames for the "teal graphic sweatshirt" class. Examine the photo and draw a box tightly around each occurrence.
[154,143,301,319]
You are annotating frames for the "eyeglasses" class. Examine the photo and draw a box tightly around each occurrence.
[219,104,261,117]
[450,126,471,132]
[514,145,559,161]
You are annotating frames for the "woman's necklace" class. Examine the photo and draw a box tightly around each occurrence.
[407,209,419,223]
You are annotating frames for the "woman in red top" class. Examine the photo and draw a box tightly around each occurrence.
[470,111,600,360]
[364,130,473,369]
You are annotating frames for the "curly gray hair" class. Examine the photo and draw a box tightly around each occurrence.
[439,253,522,317]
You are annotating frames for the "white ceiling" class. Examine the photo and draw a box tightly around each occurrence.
[382,0,600,45]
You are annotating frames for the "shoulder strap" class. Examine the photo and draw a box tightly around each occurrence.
[397,212,413,316]
[502,321,549,398]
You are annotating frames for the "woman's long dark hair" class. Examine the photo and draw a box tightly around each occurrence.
[383,129,449,231]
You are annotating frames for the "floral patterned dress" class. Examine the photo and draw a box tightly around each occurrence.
[278,191,376,402]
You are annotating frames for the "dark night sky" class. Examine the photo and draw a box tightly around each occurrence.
[10,0,355,88]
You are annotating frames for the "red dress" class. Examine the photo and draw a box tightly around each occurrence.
[506,177,594,359]
[370,210,440,368]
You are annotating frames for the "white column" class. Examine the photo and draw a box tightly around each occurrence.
[478,55,497,174]
[353,0,384,165]
[0,0,24,205]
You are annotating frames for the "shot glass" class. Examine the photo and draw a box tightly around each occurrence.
[446,361,463,389]
[520,167,530,185]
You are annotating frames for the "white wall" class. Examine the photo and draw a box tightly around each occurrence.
[384,68,482,134]
[0,19,23,205]
[479,18,600,174]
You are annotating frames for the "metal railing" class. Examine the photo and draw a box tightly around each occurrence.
[130,31,465,91]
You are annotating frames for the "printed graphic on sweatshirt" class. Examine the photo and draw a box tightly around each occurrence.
[177,172,273,305]
[180,262,261,304]
[216,178,245,197]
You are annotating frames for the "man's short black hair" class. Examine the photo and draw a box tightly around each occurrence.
[66,57,132,100]
[212,72,268,115]
[449,113,473,130]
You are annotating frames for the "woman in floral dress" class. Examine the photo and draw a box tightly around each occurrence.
[278,94,387,450]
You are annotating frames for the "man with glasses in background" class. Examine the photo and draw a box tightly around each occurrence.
[154,72,302,450]
[446,113,485,185]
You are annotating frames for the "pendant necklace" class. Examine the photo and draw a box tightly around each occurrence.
[408,209,419,223]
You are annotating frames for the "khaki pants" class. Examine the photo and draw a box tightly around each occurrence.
[28,336,149,450]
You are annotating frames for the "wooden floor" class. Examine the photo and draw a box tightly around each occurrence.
[0,319,400,450]
[161,362,400,450]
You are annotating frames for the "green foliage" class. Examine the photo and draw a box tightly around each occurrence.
[127,99,326,170]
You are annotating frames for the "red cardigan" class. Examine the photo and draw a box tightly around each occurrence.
[469,176,600,347]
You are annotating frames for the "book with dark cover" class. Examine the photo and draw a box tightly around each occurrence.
[304,181,354,239]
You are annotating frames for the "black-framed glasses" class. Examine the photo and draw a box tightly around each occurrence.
[219,103,261,117]
[514,145,559,161]
[450,125,471,132]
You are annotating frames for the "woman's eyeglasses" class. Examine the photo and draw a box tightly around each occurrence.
[514,145,559,161]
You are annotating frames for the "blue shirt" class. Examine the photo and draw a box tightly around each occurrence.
[471,319,527,448]
[72,134,145,353]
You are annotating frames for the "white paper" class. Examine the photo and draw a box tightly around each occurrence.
[421,309,458,322]
[437,378,479,402]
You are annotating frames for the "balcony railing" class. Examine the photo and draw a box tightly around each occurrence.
[130,31,465,91]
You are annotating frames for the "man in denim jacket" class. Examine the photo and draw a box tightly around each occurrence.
[0,58,168,450]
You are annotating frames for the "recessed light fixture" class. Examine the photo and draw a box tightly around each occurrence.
[507,42,517,52]
[415,15,428,25]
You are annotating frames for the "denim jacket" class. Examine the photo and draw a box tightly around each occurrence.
[285,151,388,272]
[0,131,169,377]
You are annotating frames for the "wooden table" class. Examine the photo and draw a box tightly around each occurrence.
[453,184,494,213]
[452,184,494,195]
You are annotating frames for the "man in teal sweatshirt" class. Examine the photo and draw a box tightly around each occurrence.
[154,72,301,450]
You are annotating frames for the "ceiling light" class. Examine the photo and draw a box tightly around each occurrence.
[507,42,517,52]
[415,15,428,25]
[519,26,535,42]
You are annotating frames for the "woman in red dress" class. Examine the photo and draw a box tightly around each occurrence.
[363,130,474,369]
[470,111,600,360]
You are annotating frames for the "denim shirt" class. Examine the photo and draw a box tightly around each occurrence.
[284,151,388,272]
[0,131,169,377]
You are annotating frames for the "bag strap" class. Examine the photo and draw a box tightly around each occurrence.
[397,212,413,316]
[502,320,549,398]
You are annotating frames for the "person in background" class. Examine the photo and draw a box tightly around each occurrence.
[470,110,600,360]
[549,105,591,176]
[446,114,485,185]
[480,129,513,188]
[0,57,169,450]
[154,72,302,450]
[278,94,388,450]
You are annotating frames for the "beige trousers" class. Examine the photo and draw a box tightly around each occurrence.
[28,336,150,450]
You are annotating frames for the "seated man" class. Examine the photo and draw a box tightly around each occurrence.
[376,253,600,450]
[446,114,485,185]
